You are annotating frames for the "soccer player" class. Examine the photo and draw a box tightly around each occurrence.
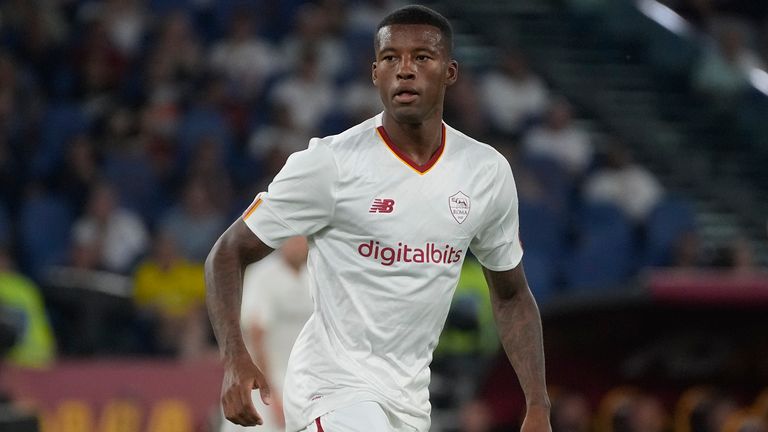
[206,5,551,432]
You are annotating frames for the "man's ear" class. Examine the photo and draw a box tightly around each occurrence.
[446,59,458,87]
[371,61,378,85]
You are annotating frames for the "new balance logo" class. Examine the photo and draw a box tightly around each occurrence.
[369,198,395,213]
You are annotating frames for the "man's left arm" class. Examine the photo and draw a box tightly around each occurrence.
[483,263,551,431]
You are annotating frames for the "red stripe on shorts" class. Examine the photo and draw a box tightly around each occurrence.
[315,417,325,432]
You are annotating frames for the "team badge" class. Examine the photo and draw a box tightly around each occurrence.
[448,191,470,224]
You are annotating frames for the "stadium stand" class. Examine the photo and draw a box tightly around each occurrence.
[0,0,767,430]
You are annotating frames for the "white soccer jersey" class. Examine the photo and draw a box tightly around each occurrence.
[243,113,523,432]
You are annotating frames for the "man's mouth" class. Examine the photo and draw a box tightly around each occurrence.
[394,89,419,103]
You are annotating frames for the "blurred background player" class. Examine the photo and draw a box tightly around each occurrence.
[220,236,311,432]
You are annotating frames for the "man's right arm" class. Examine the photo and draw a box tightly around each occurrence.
[205,218,273,426]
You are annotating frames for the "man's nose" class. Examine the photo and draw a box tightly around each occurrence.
[396,57,416,80]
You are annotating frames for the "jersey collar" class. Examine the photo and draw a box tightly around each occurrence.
[375,124,446,175]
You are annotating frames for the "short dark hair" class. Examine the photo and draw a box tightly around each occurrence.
[376,5,453,55]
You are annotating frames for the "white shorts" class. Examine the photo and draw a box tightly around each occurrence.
[301,401,417,432]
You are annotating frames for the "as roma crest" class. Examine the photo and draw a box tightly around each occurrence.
[449,191,470,224]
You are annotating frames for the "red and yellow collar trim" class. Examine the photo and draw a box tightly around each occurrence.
[376,124,446,175]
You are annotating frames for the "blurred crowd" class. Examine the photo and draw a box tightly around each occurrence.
[663,0,768,106]
[455,386,768,432]
[0,0,766,430]
[0,0,763,361]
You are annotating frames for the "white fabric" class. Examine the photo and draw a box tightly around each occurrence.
[209,38,279,98]
[270,76,334,134]
[301,401,417,432]
[221,253,313,432]
[73,209,149,273]
[522,125,593,176]
[480,71,549,134]
[243,113,523,432]
[583,165,664,222]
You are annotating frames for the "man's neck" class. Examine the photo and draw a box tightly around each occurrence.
[381,114,444,166]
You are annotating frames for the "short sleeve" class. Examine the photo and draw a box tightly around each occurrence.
[469,156,524,271]
[242,140,337,248]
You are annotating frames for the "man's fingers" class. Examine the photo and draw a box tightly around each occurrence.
[255,375,273,406]
[259,384,273,406]
[222,385,263,426]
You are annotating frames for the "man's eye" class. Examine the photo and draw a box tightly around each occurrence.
[416,55,430,61]
[382,55,395,61]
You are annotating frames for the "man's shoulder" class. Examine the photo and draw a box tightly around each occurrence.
[314,115,379,151]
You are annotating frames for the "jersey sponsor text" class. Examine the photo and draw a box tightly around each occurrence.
[357,240,462,266]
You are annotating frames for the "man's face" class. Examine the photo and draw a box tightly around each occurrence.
[372,24,457,124]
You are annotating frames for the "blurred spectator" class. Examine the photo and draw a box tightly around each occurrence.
[281,3,348,80]
[522,98,593,178]
[269,46,333,135]
[99,0,150,59]
[71,181,149,273]
[0,246,55,368]
[551,390,592,432]
[208,10,280,101]
[480,49,549,138]
[339,49,384,125]
[150,11,203,85]
[1,1,68,97]
[628,395,668,432]
[132,230,208,358]
[48,133,100,213]
[671,231,706,268]
[459,399,493,432]
[73,16,127,122]
[583,142,664,224]
[722,414,768,432]
[709,237,757,273]
[444,70,491,139]
[158,179,226,263]
[221,236,311,432]
[248,101,312,178]
[185,134,235,212]
[346,0,403,34]
[690,394,739,432]
[597,387,637,432]
[692,20,764,105]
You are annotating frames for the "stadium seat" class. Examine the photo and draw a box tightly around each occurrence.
[18,194,74,280]
[643,197,697,267]
[522,252,558,305]
[31,105,90,180]
[103,155,167,226]
[565,203,635,291]
[176,106,234,166]
[519,200,566,261]
[522,155,573,216]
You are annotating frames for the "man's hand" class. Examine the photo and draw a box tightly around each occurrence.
[221,354,272,426]
[520,405,552,432]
